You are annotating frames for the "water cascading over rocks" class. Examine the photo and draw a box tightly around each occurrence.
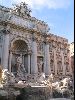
[0,65,74,100]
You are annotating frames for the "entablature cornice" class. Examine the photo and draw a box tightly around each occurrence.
[0,20,48,36]
[43,34,51,44]
[0,28,10,35]
[0,11,49,35]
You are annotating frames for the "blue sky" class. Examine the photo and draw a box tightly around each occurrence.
[0,0,74,43]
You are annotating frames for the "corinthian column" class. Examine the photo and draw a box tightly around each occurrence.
[9,51,12,72]
[2,33,9,69]
[68,51,72,75]
[44,43,51,75]
[61,50,66,75]
[54,49,57,75]
[28,54,30,74]
[31,34,38,74]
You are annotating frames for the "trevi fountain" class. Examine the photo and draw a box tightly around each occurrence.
[0,2,74,100]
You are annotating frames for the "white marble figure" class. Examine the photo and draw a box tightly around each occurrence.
[38,58,43,73]
[13,2,31,16]
[17,54,22,64]
[37,73,45,83]
[20,3,27,15]
[16,54,26,81]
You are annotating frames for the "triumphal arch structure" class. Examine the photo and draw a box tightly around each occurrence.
[0,2,72,79]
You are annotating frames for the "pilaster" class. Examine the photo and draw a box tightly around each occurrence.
[54,49,57,75]
[2,28,10,69]
[43,35,51,75]
[31,33,38,74]
[61,50,66,75]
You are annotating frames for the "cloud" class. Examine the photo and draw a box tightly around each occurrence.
[11,0,71,10]
[47,0,71,9]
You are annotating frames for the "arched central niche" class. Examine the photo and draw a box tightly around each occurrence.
[12,40,28,52]
[11,39,29,76]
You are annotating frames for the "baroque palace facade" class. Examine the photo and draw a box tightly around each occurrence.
[0,2,72,79]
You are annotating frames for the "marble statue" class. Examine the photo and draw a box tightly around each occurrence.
[12,2,31,16]
[17,54,22,64]
[20,2,31,16]
[16,54,26,81]
[38,58,43,73]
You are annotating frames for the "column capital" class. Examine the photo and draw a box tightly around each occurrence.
[1,25,10,34]
[44,39,50,45]
[1,29,10,34]
[43,34,50,44]
[28,50,32,55]
[31,32,38,41]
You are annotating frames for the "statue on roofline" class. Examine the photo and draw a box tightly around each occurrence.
[12,2,31,17]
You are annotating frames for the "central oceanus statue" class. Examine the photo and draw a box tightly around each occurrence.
[16,54,26,81]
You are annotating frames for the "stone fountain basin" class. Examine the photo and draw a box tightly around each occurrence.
[50,98,71,100]
[14,83,50,100]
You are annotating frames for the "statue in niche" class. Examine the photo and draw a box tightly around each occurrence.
[37,42,43,52]
[17,54,22,64]
[38,58,43,74]
[57,62,62,74]
[16,54,26,81]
